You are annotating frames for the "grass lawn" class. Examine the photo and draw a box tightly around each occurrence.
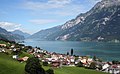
[0,53,109,74]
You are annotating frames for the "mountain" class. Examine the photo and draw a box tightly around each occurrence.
[0,27,25,41]
[29,0,120,42]
[12,30,30,38]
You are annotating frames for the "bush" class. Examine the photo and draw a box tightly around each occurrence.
[25,57,45,74]
[46,69,54,74]
[89,62,96,70]
[112,60,119,64]
[43,61,48,66]
[76,61,83,67]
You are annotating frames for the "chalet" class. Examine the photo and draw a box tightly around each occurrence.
[51,60,60,68]
[12,55,18,59]
[11,45,15,48]
[51,54,59,60]
[17,56,29,62]
[2,49,5,52]
[108,65,120,74]
[22,56,29,61]
[0,44,6,47]
[102,63,110,72]
[69,56,75,66]
[13,48,17,51]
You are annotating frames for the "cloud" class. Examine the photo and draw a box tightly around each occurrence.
[0,22,21,31]
[22,0,84,16]
[29,19,58,25]
[24,0,72,10]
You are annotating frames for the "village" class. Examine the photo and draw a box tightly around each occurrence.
[0,40,120,74]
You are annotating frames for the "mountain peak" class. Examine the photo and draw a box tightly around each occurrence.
[12,30,30,38]
[0,27,25,41]
[29,0,120,41]
[99,0,120,7]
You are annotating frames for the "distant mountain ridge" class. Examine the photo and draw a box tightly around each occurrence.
[12,30,30,38]
[29,0,120,42]
[0,27,25,41]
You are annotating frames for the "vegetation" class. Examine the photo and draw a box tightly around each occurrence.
[76,61,83,67]
[71,49,73,56]
[0,40,10,47]
[46,68,54,74]
[19,51,33,58]
[43,61,49,66]
[89,62,96,70]
[112,60,120,64]
[53,67,108,74]
[0,53,108,74]
[0,40,108,74]
[25,57,45,74]
[0,53,25,74]
[67,52,69,55]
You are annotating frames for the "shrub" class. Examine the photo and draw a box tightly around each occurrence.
[46,68,54,74]
[112,60,119,64]
[89,62,96,70]
[76,61,83,67]
[43,61,48,66]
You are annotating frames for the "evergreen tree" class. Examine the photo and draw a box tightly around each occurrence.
[67,52,69,55]
[71,49,73,56]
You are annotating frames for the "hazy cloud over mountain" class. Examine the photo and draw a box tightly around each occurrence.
[0,22,21,31]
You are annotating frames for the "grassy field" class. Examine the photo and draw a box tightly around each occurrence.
[0,53,109,74]
[54,67,108,74]
[0,53,25,74]
[43,66,109,74]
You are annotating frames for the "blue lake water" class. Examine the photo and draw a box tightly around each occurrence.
[24,40,120,61]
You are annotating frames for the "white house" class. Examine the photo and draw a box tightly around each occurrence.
[12,55,18,59]
[102,63,110,70]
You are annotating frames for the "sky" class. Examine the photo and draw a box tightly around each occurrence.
[0,0,101,34]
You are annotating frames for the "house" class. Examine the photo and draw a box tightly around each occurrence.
[75,59,81,65]
[2,49,6,52]
[22,56,29,61]
[51,60,60,68]
[11,45,15,48]
[17,56,29,62]
[102,63,110,72]
[108,65,120,74]
[51,54,59,60]
[13,48,17,51]
[69,56,75,66]
[12,55,18,59]
[0,44,6,47]
[81,58,87,64]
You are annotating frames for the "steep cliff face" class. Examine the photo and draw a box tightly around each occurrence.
[29,0,120,42]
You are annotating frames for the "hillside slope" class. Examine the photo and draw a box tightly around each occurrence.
[0,27,25,41]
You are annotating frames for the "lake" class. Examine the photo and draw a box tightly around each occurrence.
[24,40,120,61]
